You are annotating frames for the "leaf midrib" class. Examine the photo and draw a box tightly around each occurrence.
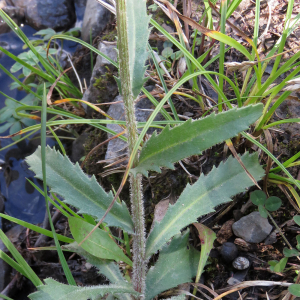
[146,163,253,256]
[139,110,251,166]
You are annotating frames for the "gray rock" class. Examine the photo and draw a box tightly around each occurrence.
[264,231,277,245]
[0,3,25,34]
[71,132,89,163]
[82,42,118,115]
[81,0,111,42]
[10,0,76,30]
[105,94,162,164]
[232,212,272,243]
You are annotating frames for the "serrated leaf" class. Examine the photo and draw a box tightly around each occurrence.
[126,0,151,98]
[132,105,263,176]
[28,278,139,300]
[69,217,132,266]
[26,146,133,233]
[146,152,264,258]
[145,230,199,300]
[250,190,266,206]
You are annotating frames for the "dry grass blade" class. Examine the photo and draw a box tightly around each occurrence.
[47,67,72,105]
[190,283,219,298]
[81,130,126,168]
[263,129,273,193]
[226,139,261,189]
[208,1,255,47]
[214,281,293,300]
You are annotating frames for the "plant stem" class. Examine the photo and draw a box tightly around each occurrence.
[116,0,146,296]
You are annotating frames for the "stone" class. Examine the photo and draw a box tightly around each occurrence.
[220,242,238,263]
[71,132,89,163]
[105,94,162,164]
[81,0,111,42]
[82,42,118,116]
[232,211,272,243]
[232,257,250,270]
[0,3,25,34]
[10,0,76,31]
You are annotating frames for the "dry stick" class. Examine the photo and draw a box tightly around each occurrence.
[47,67,72,105]
[226,139,261,189]
[263,129,274,194]
[213,281,292,300]
[81,130,126,169]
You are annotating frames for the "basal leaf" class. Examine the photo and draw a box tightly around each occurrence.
[64,242,126,283]
[28,278,139,300]
[69,217,133,266]
[145,230,199,300]
[132,104,263,176]
[26,146,133,233]
[126,0,151,98]
[64,242,132,300]
[146,152,264,258]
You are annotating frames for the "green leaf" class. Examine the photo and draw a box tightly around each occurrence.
[289,284,300,297]
[145,230,199,300]
[64,243,132,300]
[126,0,151,98]
[0,122,12,133]
[145,152,264,258]
[0,213,73,244]
[258,205,268,218]
[69,217,133,266]
[64,242,126,283]
[273,257,288,272]
[296,235,300,251]
[294,216,300,226]
[193,223,216,285]
[28,278,139,300]
[250,190,266,206]
[132,105,263,176]
[26,146,133,233]
[265,196,282,211]
[0,229,43,287]
[283,247,300,258]
[162,47,173,58]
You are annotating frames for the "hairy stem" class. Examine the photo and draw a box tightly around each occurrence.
[116,0,146,296]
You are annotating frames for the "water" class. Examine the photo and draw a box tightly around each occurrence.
[0,4,85,227]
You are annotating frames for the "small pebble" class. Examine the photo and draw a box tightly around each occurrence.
[220,242,238,263]
[232,257,250,270]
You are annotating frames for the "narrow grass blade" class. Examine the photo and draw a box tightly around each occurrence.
[40,83,76,286]
[0,213,73,243]
[0,229,42,287]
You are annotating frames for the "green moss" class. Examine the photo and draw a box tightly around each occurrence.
[102,29,117,42]
[93,71,116,102]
